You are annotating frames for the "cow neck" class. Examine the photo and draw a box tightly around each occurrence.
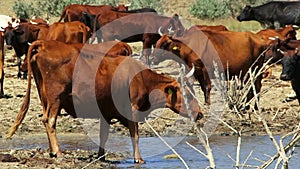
[141,69,175,93]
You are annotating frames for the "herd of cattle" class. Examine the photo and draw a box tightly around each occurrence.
[0,1,299,164]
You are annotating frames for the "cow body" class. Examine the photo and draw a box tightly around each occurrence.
[6,40,202,163]
[3,22,47,78]
[280,52,300,104]
[237,2,300,28]
[58,4,128,23]
[195,25,228,31]
[96,12,184,64]
[152,27,267,105]
[47,21,91,44]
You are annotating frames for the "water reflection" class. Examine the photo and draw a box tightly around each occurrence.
[1,134,299,168]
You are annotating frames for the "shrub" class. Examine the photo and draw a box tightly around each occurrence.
[190,0,269,20]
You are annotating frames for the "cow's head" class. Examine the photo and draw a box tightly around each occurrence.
[280,50,300,81]
[152,35,185,65]
[163,76,202,122]
[237,5,254,21]
[159,14,185,37]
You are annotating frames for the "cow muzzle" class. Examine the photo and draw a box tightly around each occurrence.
[280,74,292,81]
[6,45,13,50]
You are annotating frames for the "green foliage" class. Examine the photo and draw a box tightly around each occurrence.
[13,0,97,19]
[189,0,269,20]
[128,0,163,13]
[190,0,230,20]
[12,1,36,19]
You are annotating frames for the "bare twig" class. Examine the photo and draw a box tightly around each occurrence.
[145,118,190,169]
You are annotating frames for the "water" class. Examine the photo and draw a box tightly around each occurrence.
[1,134,299,169]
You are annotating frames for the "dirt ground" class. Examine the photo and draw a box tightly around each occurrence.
[0,44,299,168]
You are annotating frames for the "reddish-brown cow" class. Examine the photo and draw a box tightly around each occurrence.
[152,27,267,106]
[257,25,298,45]
[47,21,91,44]
[58,4,128,23]
[6,40,202,164]
[94,11,185,64]
[195,25,228,31]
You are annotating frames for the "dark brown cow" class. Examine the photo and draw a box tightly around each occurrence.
[0,31,4,97]
[152,27,267,106]
[58,4,128,23]
[47,21,91,44]
[6,40,202,164]
[3,22,48,78]
[195,25,228,31]
[95,12,185,64]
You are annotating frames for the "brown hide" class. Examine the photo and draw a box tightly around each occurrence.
[195,25,229,31]
[58,4,128,22]
[153,27,267,105]
[7,40,200,163]
[47,21,91,43]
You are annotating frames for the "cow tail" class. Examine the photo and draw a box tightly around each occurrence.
[6,41,42,139]
[58,7,67,22]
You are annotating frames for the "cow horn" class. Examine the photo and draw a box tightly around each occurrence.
[277,49,285,55]
[30,20,38,25]
[125,3,131,6]
[295,48,299,54]
[185,64,195,78]
[268,37,276,41]
[158,26,163,36]
[28,42,32,46]
[168,26,175,34]
[292,25,299,29]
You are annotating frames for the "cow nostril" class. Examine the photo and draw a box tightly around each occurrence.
[280,74,289,81]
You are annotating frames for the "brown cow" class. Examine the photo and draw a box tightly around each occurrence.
[21,40,132,72]
[3,22,49,78]
[58,4,128,23]
[47,21,91,44]
[6,40,202,164]
[152,27,267,106]
[0,31,4,97]
[257,25,298,45]
[195,25,228,31]
[95,12,185,64]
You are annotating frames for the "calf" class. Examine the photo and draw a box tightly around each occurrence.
[280,50,300,104]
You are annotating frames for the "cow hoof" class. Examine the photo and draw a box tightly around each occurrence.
[17,73,22,79]
[134,158,145,164]
[49,152,57,158]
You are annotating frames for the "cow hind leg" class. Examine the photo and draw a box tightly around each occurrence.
[128,120,144,164]
[98,118,110,161]
[42,101,62,157]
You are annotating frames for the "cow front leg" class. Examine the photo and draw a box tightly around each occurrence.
[128,121,144,164]
[42,102,62,157]
[98,118,109,161]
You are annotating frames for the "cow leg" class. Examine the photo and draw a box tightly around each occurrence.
[128,120,144,164]
[42,101,62,157]
[98,118,109,161]
[17,57,22,78]
[141,41,152,67]
[0,68,3,97]
[195,69,211,105]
